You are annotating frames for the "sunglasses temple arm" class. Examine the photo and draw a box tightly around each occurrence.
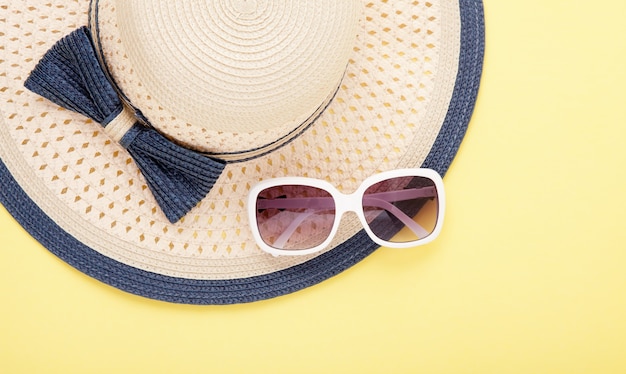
[366,186,437,204]
[272,210,318,249]
[266,200,429,249]
[255,187,436,210]
[257,186,435,247]
[255,197,335,210]
[256,197,335,249]
[363,197,430,239]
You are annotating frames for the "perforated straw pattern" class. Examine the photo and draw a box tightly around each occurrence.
[0,0,485,304]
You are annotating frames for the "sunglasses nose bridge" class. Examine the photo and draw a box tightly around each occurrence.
[329,190,364,238]
[333,190,363,217]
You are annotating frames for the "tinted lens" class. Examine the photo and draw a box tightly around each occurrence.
[255,185,335,251]
[362,176,439,243]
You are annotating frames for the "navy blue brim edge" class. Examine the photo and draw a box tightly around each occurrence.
[0,0,485,305]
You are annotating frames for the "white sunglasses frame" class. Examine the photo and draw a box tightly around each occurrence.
[247,168,446,256]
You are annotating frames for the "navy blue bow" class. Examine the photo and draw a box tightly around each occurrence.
[24,26,226,223]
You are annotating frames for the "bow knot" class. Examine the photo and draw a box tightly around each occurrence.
[24,26,226,223]
[104,107,136,143]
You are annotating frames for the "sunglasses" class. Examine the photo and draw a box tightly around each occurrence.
[248,168,445,256]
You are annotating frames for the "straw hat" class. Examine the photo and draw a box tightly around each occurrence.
[0,0,484,304]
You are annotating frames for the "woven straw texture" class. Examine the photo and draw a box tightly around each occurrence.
[0,0,484,304]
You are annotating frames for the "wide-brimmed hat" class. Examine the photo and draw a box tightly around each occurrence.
[0,0,484,304]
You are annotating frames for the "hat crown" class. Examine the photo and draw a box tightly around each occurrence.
[113,0,361,137]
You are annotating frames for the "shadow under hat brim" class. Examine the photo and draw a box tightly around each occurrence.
[0,0,484,304]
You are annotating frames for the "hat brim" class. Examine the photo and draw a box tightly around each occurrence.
[0,0,484,304]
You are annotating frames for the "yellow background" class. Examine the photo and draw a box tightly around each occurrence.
[2,1,626,373]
